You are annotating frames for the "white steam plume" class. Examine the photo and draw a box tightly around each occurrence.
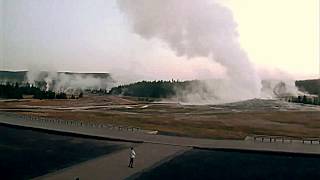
[26,70,115,93]
[117,0,261,103]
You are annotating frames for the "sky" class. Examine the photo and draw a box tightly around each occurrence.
[225,0,319,79]
[0,0,319,81]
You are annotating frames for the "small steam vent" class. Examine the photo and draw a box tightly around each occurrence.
[273,81,288,97]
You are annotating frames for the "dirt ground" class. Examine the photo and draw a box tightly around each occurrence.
[1,95,320,140]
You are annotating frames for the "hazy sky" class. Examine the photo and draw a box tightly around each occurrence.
[226,0,319,79]
[0,0,319,80]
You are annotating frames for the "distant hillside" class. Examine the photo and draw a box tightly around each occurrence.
[109,80,209,100]
[62,72,111,79]
[0,70,113,92]
[0,71,28,83]
[295,79,320,96]
[109,80,180,98]
[0,71,111,83]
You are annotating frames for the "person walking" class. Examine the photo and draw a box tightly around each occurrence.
[128,147,136,168]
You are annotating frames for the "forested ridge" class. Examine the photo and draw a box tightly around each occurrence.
[108,80,202,98]
[295,79,320,96]
[0,83,69,99]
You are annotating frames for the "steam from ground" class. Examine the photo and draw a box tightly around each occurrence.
[259,69,303,99]
[27,70,115,94]
[261,80,301,99]
[117,0,262,103]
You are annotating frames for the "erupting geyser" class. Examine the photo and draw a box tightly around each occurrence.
[117,0,262,103]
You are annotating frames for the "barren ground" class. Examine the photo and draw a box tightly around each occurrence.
[1,95,320,140]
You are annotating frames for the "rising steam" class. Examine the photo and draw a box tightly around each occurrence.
[117,0,262,103]
[27,70,114,94]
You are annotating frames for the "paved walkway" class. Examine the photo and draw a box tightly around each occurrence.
[35,143,188,180]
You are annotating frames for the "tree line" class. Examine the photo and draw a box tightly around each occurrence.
[295,79,320,96]
[0,83,73,99]
[108,80,200,98]
[289,95,320,106]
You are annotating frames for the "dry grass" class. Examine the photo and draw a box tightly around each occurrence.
[1,96,320,140]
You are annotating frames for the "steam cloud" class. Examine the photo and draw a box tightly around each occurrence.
[117,0,262,103]
[27,70,115,94]
[0,0,305,103]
